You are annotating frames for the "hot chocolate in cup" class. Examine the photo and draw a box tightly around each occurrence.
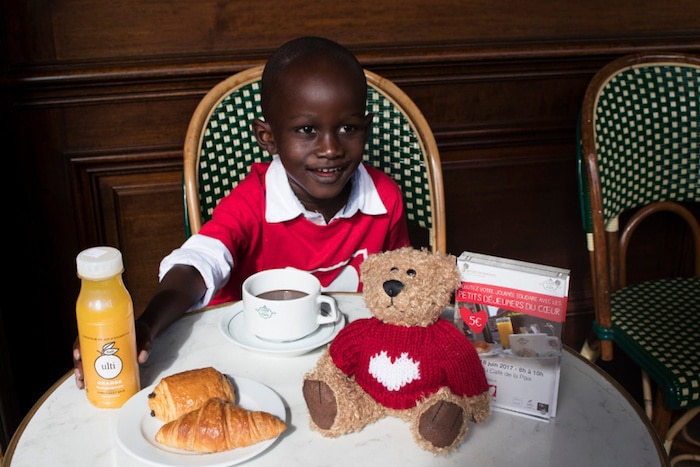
[242,268,339,342]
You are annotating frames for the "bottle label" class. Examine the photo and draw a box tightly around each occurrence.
[79,320,140,408]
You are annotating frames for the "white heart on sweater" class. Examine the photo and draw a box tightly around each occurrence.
[368,351,421,391]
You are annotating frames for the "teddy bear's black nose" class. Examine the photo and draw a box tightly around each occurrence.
[383,280,404,297]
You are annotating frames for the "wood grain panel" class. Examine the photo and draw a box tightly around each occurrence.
[95,171,185,314]
[69,154,184,311]
[6,0,699,61]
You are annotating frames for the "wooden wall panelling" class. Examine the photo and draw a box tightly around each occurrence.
[2,74,203,422]
[72,158,185,313]
[6,0,700,63]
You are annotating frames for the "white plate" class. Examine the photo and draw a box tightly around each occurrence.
[219,302,345,357]
[115,375,286,467]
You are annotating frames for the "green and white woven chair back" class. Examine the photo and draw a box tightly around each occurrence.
[197,80,271,223]
[195,80,433,231]
[593,62,700,225]
[364,86,432,231]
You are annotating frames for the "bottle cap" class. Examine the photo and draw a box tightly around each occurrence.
[76,246,124,280]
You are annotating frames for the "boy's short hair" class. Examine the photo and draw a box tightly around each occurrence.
[260,36,367,118]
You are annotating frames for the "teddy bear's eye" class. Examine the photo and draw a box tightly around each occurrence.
[390,267,399,272]
[407,269,416,277]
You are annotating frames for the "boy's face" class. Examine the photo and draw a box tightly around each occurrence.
[254,61,371,212]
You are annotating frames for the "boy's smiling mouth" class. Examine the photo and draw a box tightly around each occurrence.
[316,166,344,173]
[310,163,350,179]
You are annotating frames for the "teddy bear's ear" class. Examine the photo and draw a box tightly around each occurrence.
[359,251,381,279]
[430,251,461,292]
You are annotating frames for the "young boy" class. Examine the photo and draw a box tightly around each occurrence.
[73,36,410,388]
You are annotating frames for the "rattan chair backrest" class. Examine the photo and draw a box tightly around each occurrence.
[183,66,445,252]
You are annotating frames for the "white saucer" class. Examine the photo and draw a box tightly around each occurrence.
[219,302,345,357]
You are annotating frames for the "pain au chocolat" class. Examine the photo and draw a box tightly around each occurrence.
[147,367,236,423]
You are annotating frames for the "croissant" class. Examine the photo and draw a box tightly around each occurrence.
[148,367,236,422]
[155,397,287,453]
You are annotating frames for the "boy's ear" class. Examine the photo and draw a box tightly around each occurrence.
[252,118,278,156]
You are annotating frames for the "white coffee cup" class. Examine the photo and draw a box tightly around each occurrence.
[242,268,339,342]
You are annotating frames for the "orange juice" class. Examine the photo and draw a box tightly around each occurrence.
[76,247,140,408]
[496,317,514,349]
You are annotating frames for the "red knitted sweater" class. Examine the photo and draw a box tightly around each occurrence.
[329,317,488,410]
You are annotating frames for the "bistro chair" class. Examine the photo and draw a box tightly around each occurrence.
[577,52,700,463]
[183,65,446,253]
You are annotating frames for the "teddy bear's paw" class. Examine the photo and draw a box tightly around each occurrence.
[303,379,338,430]
[465,392,492,423]
[417,400,466,450]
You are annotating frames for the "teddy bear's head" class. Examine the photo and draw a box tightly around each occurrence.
[360,247,461,327]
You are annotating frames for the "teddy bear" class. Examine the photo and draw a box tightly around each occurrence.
[302,247,491,454]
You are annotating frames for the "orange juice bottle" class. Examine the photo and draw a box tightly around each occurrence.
[76,246,140,408]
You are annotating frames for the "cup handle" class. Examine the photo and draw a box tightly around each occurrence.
[316,295,339,325]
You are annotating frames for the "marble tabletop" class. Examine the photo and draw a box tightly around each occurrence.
[4,293,668,467]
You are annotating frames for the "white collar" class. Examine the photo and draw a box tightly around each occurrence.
[265,156,387,224]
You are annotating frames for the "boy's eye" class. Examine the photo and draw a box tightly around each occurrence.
[339,124,357,134]
[297,126,316,134]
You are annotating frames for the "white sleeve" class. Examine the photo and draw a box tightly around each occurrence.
[158,234,233,311]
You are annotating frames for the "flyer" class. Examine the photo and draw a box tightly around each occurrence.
[454,251,570,419]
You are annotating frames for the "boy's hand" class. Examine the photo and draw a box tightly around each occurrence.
[72,338,85,389]
[135,319,153,365]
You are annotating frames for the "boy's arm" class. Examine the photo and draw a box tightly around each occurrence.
[73,264,206,389]
[135,264,207,357]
